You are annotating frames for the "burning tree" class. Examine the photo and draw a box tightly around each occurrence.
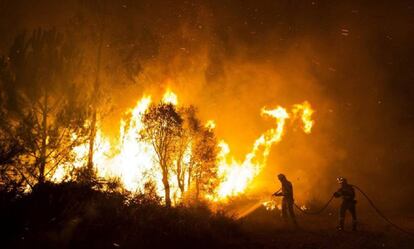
[140,101,219,205]
[0,29,89,188]
[170,106,219,201]
[173,106,200,196]
[190,125,218,200]
[140,103,183,207]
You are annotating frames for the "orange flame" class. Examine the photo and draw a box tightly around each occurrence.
[162,89,178,105]
[292,101,314,134]
[52,90,314,204]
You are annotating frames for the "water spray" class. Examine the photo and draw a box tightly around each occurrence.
[234,185,414,237]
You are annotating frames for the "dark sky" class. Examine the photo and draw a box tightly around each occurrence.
[1,0,414,211]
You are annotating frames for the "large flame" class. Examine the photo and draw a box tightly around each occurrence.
[208,105,312,201]
[52,90,314,204]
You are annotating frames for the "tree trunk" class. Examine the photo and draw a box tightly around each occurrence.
[38,91,48,184]
[195,176,200,200]
[162,164,171,207]
[163,175,171,207]
[87,110,96,173]
[87,2,105,174]
[187,166,192,190]
[176,155,185,195]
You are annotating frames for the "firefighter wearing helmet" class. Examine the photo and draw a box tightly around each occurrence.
[334,177,357,231]
[273,174,298,227]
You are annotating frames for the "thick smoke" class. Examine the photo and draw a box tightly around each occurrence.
[1,0,414,212]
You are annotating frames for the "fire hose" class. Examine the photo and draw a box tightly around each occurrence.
[294,196,334,215]
[238,185,414,236]
[292,185,414,237]
[352,185,414,237]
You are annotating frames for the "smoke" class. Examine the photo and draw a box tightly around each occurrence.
[1,0,414,212]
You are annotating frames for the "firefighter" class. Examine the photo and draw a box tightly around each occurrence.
[334,177,357,231]
[273,174,297,227]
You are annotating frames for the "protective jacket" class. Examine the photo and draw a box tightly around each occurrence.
[275,180,294,202]
[334,183,356,203]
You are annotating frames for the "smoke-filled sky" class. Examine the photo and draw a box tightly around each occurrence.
[1,0,414,211]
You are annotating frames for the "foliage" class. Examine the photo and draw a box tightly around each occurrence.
[177,105,219,200]
[191,125,219,199]
[173,106,200,196]
[140,103,219,205]
[1,182,412,249]
[0,29,90,188]
[140,102,183,207]
[0,182,246,249]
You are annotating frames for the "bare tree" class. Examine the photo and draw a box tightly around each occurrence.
[140,103,183,207]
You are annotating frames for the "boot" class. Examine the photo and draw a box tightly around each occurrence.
[291,218,299,230]
[352,220,357,231]
[337,218,344,231]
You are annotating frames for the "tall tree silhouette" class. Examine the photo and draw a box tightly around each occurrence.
[173,106,201,197]
[0,89,23,190]
[0,29,89,188]
[191,126,218,200]
[140,103,183,207]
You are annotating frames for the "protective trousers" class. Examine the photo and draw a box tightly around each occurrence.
[339,201,357,231]
[282,198,297,226]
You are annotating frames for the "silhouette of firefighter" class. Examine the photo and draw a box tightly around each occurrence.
[273,174,298,227]
[334,177,357,231]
